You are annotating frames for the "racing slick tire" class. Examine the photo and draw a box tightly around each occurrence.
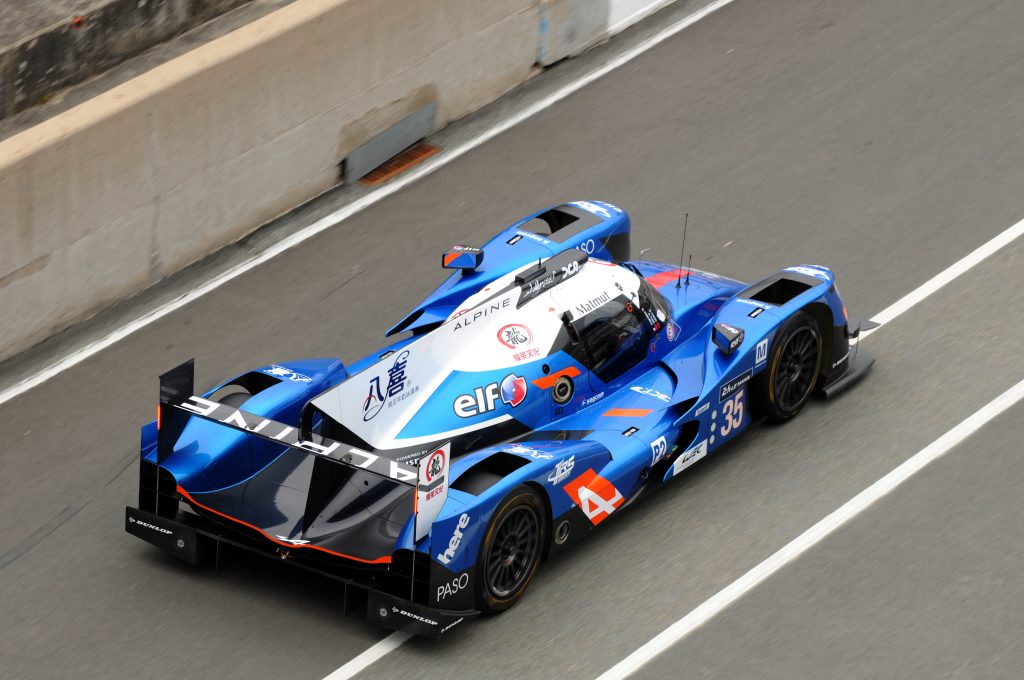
[756,310,822,423]
[476,485,546,615]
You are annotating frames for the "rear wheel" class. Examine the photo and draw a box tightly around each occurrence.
[476,485,545,614]
[758,311,821,422]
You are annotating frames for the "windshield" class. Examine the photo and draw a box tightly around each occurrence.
[572,294,652,383]
[637,277,671,329]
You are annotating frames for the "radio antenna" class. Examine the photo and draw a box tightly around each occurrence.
[676,213,688,289]
[686,254,692,286]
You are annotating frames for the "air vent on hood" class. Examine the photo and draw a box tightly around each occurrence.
[208,371,281,408]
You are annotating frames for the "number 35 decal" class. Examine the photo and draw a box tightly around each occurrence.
[719,390,745,437]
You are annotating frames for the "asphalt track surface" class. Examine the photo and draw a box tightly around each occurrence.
[2,0,1024,678]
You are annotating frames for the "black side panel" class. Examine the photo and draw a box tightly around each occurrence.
[451,452,531,496]
[602,231,630,262]
[390,549,433,605]
[157,359,194,466]
[138,461,179,518]
[125,506,215,565]
[547,504,597,558]
[826,323,850,381]
[303,456,352,531]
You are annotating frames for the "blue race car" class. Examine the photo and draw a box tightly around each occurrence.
[126,200,875,637]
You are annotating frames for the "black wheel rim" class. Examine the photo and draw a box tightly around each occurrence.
[773,327,819,412]
[485,506,540,599]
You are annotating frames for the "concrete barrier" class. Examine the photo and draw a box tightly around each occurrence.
[539,0,682,64]
[0,0,689,364]
[0,0,539,361]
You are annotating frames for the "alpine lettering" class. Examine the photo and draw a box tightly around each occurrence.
[175,395,418,483]
[453,297,512,331]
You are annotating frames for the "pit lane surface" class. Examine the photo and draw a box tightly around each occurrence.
[2,0,1024,678]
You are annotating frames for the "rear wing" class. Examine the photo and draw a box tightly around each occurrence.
[157,360,451,540]
[158,360,418,483]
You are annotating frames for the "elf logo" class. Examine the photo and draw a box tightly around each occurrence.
[453,374,528,418]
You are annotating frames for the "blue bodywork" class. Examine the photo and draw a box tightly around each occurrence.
[133,201,863,631]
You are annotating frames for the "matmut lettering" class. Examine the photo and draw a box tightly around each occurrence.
[575,291,610,317]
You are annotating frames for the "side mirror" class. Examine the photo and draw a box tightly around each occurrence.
[712,322,744,355]
[442,245,484,271]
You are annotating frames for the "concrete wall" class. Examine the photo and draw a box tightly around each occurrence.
[0,0,539,361]
[538,0,609,66]
[0,0,253,120]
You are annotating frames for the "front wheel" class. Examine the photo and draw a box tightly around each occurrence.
[757,311,822,423]
[476,485,546,614]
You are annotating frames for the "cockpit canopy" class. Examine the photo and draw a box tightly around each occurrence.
[305,252,666,455]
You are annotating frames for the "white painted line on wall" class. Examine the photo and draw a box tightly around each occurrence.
[608,0,680,36]
[321,632,410,680]
[0,0,741,409]
[595,375,1024,679]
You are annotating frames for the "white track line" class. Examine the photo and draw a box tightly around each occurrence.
[0,0,740,409]
[322,633,411,680]
[596,376,1024,679]
[861,215,1024,338]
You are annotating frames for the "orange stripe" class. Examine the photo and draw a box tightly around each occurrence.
[177,485,392,565]
[602,408,653,417]
[645,269,688,287]
[443,252,460,267]
[531,366,582,389]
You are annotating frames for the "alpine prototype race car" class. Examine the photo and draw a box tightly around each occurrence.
[126,200,875,637]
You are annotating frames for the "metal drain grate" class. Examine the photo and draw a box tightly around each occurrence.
[359,142,439,185]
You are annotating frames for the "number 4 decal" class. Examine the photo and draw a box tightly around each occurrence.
[719,390,745,437]
[563,469,624,525]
